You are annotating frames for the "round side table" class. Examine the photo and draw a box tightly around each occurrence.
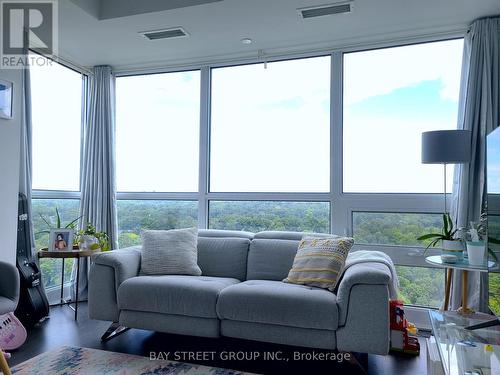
[38,246,100,320]
[425,255,495,315]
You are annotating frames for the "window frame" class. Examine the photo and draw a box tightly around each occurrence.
[114,35,464,286]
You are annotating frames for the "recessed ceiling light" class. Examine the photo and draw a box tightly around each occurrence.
[241,38,253,45]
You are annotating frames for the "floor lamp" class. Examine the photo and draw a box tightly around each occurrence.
[421,129,472,313]
[421,130,472,214]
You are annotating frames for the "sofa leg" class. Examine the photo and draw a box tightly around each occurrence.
[101,322,130,342]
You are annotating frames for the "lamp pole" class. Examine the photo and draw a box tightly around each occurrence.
[443,163,447,214]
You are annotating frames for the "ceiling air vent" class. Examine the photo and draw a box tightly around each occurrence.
[139,27,189,41]
[298,2,352,19]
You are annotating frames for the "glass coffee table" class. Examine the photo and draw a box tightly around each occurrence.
[429,309,500,375]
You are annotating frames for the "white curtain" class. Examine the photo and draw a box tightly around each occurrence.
[450,17,500,312]
[71,66,118,300]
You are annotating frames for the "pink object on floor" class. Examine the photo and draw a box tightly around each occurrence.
[0,312,27,350]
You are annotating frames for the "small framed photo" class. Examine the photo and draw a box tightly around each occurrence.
[0,80,13,120]
[49,229,74,252]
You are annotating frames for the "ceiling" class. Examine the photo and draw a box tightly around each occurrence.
[58,0,500,72]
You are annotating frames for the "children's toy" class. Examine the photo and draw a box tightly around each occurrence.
[0,312,27,350]
[390,300,420,355]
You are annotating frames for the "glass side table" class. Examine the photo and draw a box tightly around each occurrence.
[429,310,500,375]
[425,256,495,314]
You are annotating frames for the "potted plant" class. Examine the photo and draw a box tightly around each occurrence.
[466,221,486,266]
[38,207,80,233]
[37,208,81,249]
[465,213,498,265]
[417,213,465,260]
[75,223,110,252]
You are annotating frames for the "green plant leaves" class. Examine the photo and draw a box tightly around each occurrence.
[443,213,449,237]
[39,213,52,228]
[442,213,455,238]
[416,233,444,241]
[55,207,61,229]
[417,212,460,254]
[39,208,80,230]
[65,215,82,229]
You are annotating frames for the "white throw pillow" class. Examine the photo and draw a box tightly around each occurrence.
[140,227,201,276]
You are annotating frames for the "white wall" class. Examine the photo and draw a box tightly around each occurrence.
[0,69,22,264]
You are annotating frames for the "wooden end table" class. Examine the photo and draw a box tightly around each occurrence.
[38,246,100,320]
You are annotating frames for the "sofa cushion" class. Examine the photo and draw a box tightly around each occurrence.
[199,229,254,240]
[246,239,299,281]
[217,280,338,330]
[118,275,239,318]
[197,237,250,280]
[254,231,334,240]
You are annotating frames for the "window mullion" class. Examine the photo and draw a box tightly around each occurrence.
[198,66,211,229]
[331,51,344,235]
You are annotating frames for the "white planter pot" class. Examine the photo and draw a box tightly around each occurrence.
[442,240,464,261]
[466,241,486,266]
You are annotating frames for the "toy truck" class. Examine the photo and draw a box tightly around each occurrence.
[390,299,420,355]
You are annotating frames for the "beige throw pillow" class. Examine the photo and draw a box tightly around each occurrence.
[140,227,201,276]
[283,236,354,291]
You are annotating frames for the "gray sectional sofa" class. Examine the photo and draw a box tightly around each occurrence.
[88,230,394,355]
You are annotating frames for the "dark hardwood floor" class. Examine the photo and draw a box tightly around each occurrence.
[8,303,427,375]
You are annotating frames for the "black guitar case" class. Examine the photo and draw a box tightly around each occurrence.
[15,193,49,326]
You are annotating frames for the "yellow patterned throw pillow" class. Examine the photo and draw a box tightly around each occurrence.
[283,236,354,291]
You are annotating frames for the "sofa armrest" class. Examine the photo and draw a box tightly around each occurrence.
[0,261,19,313]
[337,262,391,326]
[92,246,142,289]
[89,246,141,322]
[335,262,392,355]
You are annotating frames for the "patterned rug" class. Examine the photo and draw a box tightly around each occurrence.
[11,346,257,375]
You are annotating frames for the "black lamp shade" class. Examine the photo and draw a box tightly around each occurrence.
[421,130,472,164]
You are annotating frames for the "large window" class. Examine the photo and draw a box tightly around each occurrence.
[31,55,83,192]
[210,57,330,193]
[30,55,84,298]
[32,199,79,289]
[116,71,200,192]
[117,200,198,247]
[353,212,442,247]
[396,266,444,308]
[353,212,444,306]
[489,215,500,312]
[115,71,201,247]
[209,201,330,233]
[113,39,465,309]
[343,39,464,193]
